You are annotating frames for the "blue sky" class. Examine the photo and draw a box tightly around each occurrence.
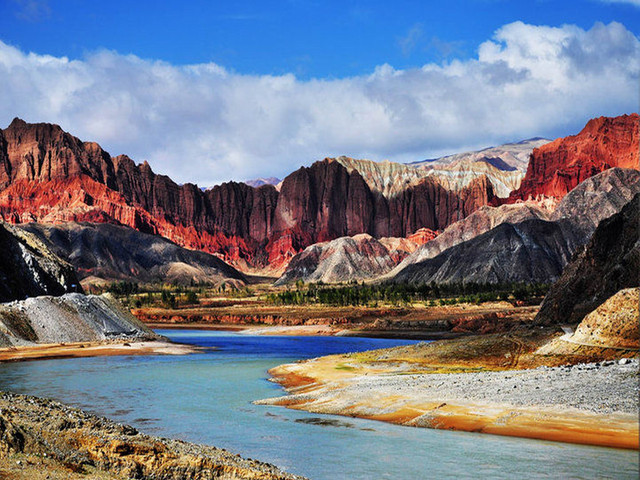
[1,0,638,78]
[0,1,638,185]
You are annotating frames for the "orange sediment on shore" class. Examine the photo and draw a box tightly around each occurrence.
[0,340,202,362]
[259,356,640,450]
[368,403,639,450]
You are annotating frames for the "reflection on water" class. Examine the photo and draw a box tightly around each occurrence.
[0,330,636,480]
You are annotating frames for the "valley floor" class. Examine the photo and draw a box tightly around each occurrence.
[258,332,640,450]
[135,301,539,339]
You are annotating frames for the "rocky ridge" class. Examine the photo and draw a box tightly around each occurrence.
[0,221,79,302]
[267,159,494,272]
[410,137,550,172]
[389,168,640,285]
[568,288,639,349]
[0,293,157,347]
[335,153,523,199]
[0,392,303,480]
[536,288,639,356]
[275,234,411,285]
[1,114,636,275]
[386,202,553,278]
[275,225,441,285]
[21,222,246,287]
[0,119,497,273]
[535,193,640,325]
[508,114,639,201]
[391,219,581,285]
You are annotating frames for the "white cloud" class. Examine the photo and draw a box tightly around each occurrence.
[0,21,638,186]
[398,23,424,56]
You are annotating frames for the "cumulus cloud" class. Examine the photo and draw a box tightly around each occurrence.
[0,21,638,186]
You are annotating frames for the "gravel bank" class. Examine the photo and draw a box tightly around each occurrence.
[343,359,639,415]
[260,356,639,449]
[0,293,157,347]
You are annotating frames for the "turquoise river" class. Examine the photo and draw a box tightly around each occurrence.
[0,330,636,479]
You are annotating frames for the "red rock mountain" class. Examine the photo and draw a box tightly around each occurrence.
[0,119,495,272]
[508,114,639,201]
[3,114,634,273]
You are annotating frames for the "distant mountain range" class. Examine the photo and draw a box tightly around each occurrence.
[278,168,639,285]
[410,137,550,171]
[243,177,281,188]
[0,113,637,285]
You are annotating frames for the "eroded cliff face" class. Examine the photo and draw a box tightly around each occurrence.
[0,120,274,270]
[389,168,640,286]
[508,114,639,201]
[0,119,497,272]
[4,115,633,273]
[535,193,640,326]
[0,221,79,303]
[0,118,115,189]
[272,160,493,240]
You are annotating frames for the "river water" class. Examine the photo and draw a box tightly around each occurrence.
[0,330,636,479]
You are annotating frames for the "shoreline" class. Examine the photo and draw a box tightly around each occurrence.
[147,322,471,340]
[0,339,203,363]
[135,302,540,338]
[258,356,639,450]
[0,391,304,480]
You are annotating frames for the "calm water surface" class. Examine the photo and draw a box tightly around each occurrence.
[0,330,636,479]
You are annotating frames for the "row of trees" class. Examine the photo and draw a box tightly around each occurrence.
[266,281,550,307]
[102,282,200,308]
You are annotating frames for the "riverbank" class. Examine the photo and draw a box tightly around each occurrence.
[0,392,304,480]
[258,335,639,450]
[0,339,202,363]
[136,302,539,339]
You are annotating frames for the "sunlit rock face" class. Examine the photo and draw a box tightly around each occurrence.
[0,119,496,272]
[507,114,639,202]
[1,114,635,274]
[389,168,640,286]
[275,233,410,285]
[0,221,79,303]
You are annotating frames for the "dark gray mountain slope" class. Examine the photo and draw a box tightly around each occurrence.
[21,222,246,286]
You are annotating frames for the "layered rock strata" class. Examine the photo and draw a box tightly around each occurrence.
[390,169,640,285]
[508,114,639,201]
[0,119,496,272]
